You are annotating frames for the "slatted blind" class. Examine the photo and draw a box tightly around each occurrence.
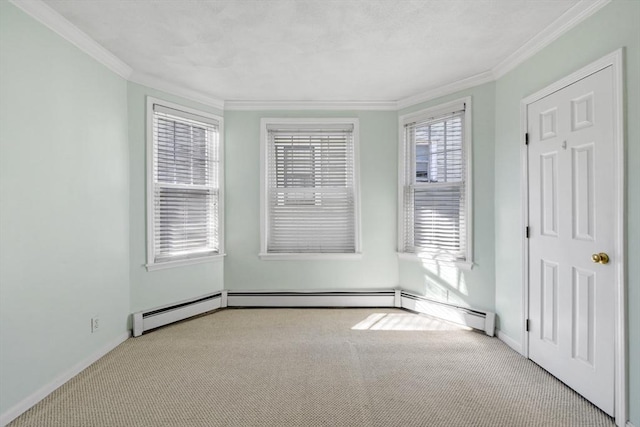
[266,124,356,253]
[402,109,466,259]
[152,104,219,263]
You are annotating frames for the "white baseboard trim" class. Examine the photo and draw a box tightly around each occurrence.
[400,292,495,336]
[0,331,130,427]
[226,289,495,336]
[496,330,523,355]
[227,289,397,308]
[132,291,225,337]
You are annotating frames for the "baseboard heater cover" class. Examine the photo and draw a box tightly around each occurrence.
[132,291,227,337]
[227,290,398,308]
[400,291,495,336]
[131,290,494,337]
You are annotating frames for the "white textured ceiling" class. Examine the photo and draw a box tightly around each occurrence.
[45,0,580,102]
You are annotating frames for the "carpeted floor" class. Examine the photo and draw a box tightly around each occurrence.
[9,308,614,426]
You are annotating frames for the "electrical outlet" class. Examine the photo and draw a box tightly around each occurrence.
[91,315,99,333]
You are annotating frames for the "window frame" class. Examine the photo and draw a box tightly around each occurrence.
[145,96,225,271]
[259,117,362,260]
[397,97,473,270]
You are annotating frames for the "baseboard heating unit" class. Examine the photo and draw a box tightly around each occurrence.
[400,291,495,336]
[226,290,398,308]
[132,291,227,337]
[131,289,495,337]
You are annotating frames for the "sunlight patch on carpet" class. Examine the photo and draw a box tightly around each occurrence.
[351,312,470,331]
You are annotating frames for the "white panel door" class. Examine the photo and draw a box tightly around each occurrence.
[528,66,615,415]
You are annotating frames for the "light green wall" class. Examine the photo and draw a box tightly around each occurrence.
[493,1,639,424]
[127,82,225,312]
[0,2,130,415]
[397,82,496,312]
[224,110,399,290]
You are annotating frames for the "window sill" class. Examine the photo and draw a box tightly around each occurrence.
[397,252,474,271]
[146,254,226,271]
[259,252,363,261]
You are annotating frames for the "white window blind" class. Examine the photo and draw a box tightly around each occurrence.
[265,123,357,254]
[402,108,467,260]
[150,103,220,264]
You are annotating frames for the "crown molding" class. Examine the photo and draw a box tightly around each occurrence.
[396,71,494,111]
[224,100,397,111]
[492,0,612,79]
[129,72,225,111]
[9,0,133,79]
[395,0,611,110]
[10,0,612,112]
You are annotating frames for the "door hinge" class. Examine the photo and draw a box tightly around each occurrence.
[525,226,530,238]
[526,319,530,332]
[525,133,529,145]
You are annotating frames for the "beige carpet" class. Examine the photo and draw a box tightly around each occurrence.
[10,308,614,426]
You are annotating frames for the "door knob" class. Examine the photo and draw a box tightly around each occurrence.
[591,253,610,264]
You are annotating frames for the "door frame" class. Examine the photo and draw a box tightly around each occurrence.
[519,49,626,425]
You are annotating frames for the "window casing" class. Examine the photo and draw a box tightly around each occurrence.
[399,98,472,268]
[146,97,224,270]
[260,118,361,259]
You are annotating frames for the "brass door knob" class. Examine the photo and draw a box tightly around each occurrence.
[591,253,610,264]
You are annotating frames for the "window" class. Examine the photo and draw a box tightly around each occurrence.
[399,98,472,268]
[146,97,224,270]
[260,118,361,259]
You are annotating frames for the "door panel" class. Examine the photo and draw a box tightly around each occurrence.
[541,260,558,344]
[572,144,595,240]
[528,66,615,415]
[540,152,559,236]
[571,266,594,366]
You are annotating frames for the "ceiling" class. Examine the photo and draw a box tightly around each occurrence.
[44,0,583,103]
